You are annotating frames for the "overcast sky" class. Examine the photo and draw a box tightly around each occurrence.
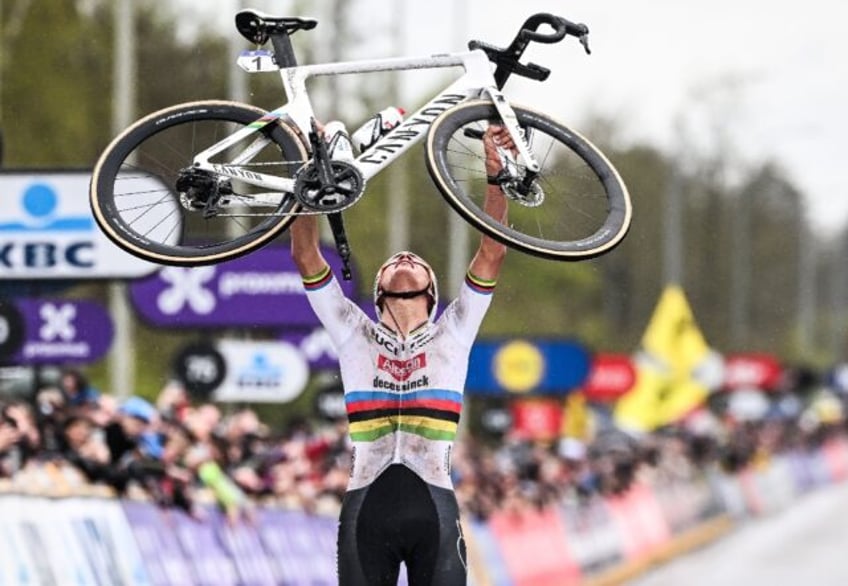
[176,0,847,235]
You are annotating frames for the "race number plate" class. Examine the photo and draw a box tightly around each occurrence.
[237,49,277,73]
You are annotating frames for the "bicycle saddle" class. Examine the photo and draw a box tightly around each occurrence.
[235,10,317,45]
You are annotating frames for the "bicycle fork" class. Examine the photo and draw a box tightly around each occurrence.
[482,88,540,188]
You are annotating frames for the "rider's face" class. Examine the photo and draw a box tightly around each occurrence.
[378,252,431,291]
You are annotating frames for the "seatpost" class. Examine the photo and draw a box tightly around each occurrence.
[270,33,298,68]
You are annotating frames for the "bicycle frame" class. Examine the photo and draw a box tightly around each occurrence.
[190,48,538,206]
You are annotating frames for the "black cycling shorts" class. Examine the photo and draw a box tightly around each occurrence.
[337,464,467,586]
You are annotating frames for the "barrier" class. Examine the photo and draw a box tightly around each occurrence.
[0,496,149,586]
[467,438,848,585]
[487,507,581,586]
[2,438,848,585]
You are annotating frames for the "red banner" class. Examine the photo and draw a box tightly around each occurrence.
[510,399,562,440]
[582,354,636,402]
[723,353,783,391]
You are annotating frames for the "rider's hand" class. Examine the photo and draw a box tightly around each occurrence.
[483,125,517,177]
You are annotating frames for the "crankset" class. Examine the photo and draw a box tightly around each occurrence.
[293,159,364,212]
[295,119,365,280]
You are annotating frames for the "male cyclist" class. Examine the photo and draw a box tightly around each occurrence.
[290,125,513,586]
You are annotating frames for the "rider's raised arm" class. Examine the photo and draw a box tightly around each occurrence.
[290,215,329,278]
[468,126,511,283]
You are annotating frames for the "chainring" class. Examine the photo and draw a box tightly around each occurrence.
[293,160,365,213]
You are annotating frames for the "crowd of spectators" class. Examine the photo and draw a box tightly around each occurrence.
[1,367,847,523]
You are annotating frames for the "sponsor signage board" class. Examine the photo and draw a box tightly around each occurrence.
[510,398,563,441]
[129,245,357,328]
[0,301,25,359]
[0,172,158,278]
[723,353,783,391]
[172,341,227,399]
[582,354,636,402]
[212,339,309,403]
[9,298,112,365]
[467,339,590,395]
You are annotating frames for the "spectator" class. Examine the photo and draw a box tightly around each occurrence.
[104,396,160,494]
[155,380,191,423]
[60,414,110,484]
[1,363,846,537]
[59,368,100,407]
[2,401,41,469]
[0,406,23,478]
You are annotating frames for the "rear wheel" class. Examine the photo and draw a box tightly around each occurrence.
[90,100,307,266]
[425,100,631,260]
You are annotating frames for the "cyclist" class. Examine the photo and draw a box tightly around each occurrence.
[290,125,513,585]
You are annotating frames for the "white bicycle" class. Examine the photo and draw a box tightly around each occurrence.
[90,9,632,278]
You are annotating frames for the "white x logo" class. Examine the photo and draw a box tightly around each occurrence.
[157,267,217,315]
[39,303,76,341]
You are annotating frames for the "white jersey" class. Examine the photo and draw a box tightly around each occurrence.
[303,266,495,490]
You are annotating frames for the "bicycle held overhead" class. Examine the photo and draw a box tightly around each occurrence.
[89,10,631,276]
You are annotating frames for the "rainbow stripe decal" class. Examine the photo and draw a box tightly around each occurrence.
[302,265,333,291]
[346,389,462,442]
[465,271,496,295]
[248,111,283,129]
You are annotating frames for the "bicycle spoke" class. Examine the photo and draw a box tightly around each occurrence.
[428,101,629,259]
[93,102,307,264]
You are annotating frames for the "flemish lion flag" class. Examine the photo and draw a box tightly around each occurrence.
[614,285,721,432]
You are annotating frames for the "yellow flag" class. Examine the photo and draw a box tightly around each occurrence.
[614,285,714,432]
[562,392,590,440]
[642,286,710,377]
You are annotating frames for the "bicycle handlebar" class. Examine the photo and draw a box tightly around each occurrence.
[469,13,591,90]
[518,13,568,44]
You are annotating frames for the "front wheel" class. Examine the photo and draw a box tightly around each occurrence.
[425,100,632,261]
[90,100,308,266]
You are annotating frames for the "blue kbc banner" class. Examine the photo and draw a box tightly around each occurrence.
[0,172,158,279]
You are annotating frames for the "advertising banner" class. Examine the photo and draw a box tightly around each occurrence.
[487,507,581,586]
[173,341,228,400]
[723,353,783,391]
[0,301,25,360]
[171,507,240,586]
[129,245,357,328]
[0,495,47,585]
[256,508,338,585]
[212,339,309,403]
[10,298,113,365]
[214,513,278,586]
[605,483,671,561]
[560,498,624,574]
[0,496,152,586]
[467,339,590,396]
[510,398,563,441]
[0,172,158,279]
[122,500,196,586]
[581,354,636,403]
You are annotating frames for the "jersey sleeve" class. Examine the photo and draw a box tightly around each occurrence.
[302,265,368,347]
[439,270,496,347]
